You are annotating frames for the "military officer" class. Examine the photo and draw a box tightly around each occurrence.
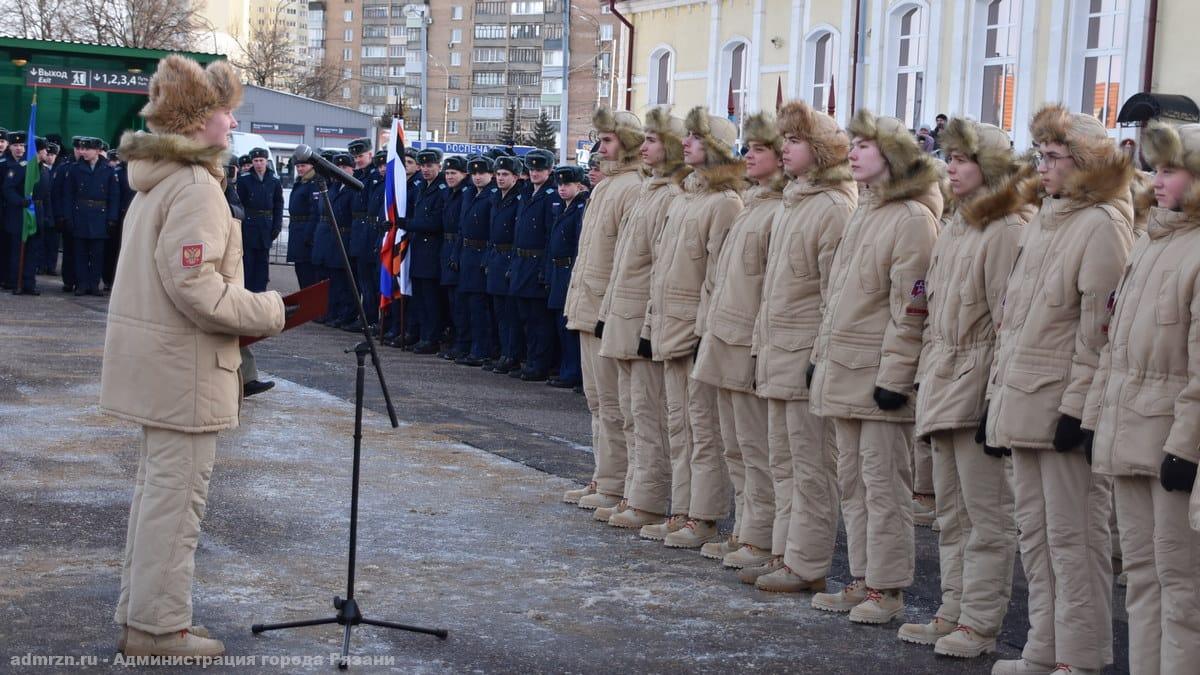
[455,156,496,365]
[406,148,448,354]
[365,149,389,313]
[37,139,60,276]
[313,153,357,326]
[102,148,133,291]
[507,149,559,381]
[384,147,427,348]
[64,137,119,296]
[487,154,525,373]
[238,154,252,176]
[546,164,588,389]
[235,147,283,293]
[3,132,47,294]
[440,155,470,360]
[345,137,381,329]
[53,137,82,292]
[286,154,319,289]
[0,127,10,288]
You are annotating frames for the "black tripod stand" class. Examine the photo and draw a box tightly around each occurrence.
[252,175,447,669]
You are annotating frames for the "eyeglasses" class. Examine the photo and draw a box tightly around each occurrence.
[1034,152,1074,168]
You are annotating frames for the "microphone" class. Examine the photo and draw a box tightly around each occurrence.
[292,144,364,191]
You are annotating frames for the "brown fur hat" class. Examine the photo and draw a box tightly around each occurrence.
[742,112,782,155]
[776,100,851,183]
[1029,104,1117,172]
[847,108,940,203]
[685,106,739,166]
[643,106,686,169]
[938,118,1018,189]
[1141,121,1200,217]
[140,56,243,136]
[592,107,644,164]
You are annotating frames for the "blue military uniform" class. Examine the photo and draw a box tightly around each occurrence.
[457,162,497,363]
[407,157,448,350]
[547,178,589,387]
[389,167,426,345]
[0,142,10,287]
[286,169,320,289]
[3,149,51,293]
[51,148,77,289]
[64,145,119,295]
[439,155,471,359]
[235,153,283,293]
[102,156,133,290]
[312,157,357,324]
[487,178,524,371]
[509,167,559,380]
[350,162,383,325]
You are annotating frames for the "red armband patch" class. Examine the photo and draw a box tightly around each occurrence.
[905,307,928,316]
[181,243,204,268]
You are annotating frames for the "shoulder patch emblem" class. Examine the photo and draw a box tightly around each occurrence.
[545,188,554,194]
[181,242,205,269]
[910,279,926,299]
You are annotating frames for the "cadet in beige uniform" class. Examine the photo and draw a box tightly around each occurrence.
[102,56,286,657]
[599,109,690,531]
[643,108,744,550]
[986,105,1134,675]
[562,108,645,510]
[693,113,784,572]
[751,101,856,594]
[1084,121,1200,675]
[808,110,941,624]
[897,119,1034,658]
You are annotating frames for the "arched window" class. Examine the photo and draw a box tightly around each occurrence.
[720,39,750,123]
[648,46,674,106]
[808,31,835,113]
[1079,0,1127,129]
[979,0,1020,131]
[890,5,927,130]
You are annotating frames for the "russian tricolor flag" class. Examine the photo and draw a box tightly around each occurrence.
[379,117,411,308]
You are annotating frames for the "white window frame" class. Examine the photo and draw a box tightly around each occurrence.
[717,38,750,123]
[450,51,462,66]
[647,44,675,106]
[451,28,463,44]
[884,2,930,131]
[801,26,839,115]
[451,5,463,20]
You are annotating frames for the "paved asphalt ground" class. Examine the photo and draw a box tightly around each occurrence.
[0,264,1129,674]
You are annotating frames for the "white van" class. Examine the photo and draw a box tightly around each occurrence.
[229,131,276,169]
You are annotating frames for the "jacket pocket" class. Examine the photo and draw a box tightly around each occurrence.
[741,231,763,277]
[789,236,811,277]
[1043,267,1064,307]
[1005,366,1062,394]
[665,300,698,321]
[1157,269,1179,325]
[821,344,881,408]
[857,243,880,294]
[211,344,242,421]
[959,256,980,305]
[1125,387,1176,417]
[685,232,703,260]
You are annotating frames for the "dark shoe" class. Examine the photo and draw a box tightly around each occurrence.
[88,288,104,297]
[382,332,398,343]
[508,364,526,378]
[492,358,514,374]
[573,384,584,394]
[403,334,421,347]
[340,319,362,332]
[439,349,462,361]
[61,285,75,293]
[412,341,439,355]
[74,288,86,296]
[15,288,41,296]
[480,359,495,372]
[547,378,579,389]
[314,316,329,325]
[521,370,549,382]
[456,355,483,367]
[243,380,276,397]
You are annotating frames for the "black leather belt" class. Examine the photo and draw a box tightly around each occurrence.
[83,199,107,207]
[516,248,544,258]
[493,243,512,253]
[249,209,273,217]
[352,211,367,218]
[463,238,487,250]
[443,233,460,242]
[553,256,573,268]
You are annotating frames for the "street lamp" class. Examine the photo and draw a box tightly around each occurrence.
[427,53,451,141]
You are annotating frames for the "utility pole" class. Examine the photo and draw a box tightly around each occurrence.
[419,8,429,149]
[560,3,570,164]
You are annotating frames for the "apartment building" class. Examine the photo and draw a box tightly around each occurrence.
[198,0,311,75]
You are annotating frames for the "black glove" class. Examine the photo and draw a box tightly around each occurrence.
[693,337,702,362]
[873,386,907,411]
[594,320,605,339]
[1052,415,1085,452]
[975,410,1012,457]
[637,338,652,359]
[449,260,459,272]
[805,363,815,389]
[1082,428,1094,465]
[1160,454,1198,493]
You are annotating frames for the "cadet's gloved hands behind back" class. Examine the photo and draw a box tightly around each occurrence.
[1160,454,1198,492]
[975,410,1011,457]
[594,320,604,339]
[1053,415,1086,453]
[872,386,907,411]
[805,363,815,389]
[637,338,652,359]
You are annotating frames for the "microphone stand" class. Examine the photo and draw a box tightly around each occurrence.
[252,175,447,668]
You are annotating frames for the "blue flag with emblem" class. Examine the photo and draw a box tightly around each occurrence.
[21,93,38,243]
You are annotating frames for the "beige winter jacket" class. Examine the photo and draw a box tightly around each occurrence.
[692,182,782,392]
[642,162,745,361]
[564,159,643,333]
[1084,208,1200,476]
[100,132,286,433]
[598,168,683,360]
[914,179,1034,437]
[808,175,942,422]
[986,162,1135,450]
[753,173,857,401]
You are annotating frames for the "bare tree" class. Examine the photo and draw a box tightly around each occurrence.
[231,6,295,88]
[290,61,343,102]
[0,0,84,41]
[74,0,203,50]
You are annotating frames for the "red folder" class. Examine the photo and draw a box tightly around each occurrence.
[240,280,330,347]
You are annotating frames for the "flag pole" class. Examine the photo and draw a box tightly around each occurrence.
[16,89,38,295]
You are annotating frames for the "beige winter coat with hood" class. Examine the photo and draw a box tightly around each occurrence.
[809,110,943,422]
[1085,122,1200,477]
[986,106,1135,450]
[100,132,286,432]
[753,101,857,401]
[914,119,1036,437]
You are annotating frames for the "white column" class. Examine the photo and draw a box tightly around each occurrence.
[1012,0,1040,149]
[946,0,971,118]
[707,0,723,113]
[1044,0,1069,103]
[924,0,944,126]
[749,0,765,113]
[865,0,886,113]
[839,0,855,125]
[788,0,806,98]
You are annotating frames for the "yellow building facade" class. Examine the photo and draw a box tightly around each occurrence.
[616,0,1199,149]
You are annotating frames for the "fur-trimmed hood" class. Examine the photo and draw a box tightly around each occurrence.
[592,107,644,164]
[848,109,941,205]
[1141,121,1200,218]
[119,131,227,193]
[938,118,1017,189]
[643,106,686,172]
[776,100,850,176]
[140,56,242,136]
[742,111,782,155]
[685,106,739,166]
[683,158,747,194]
[1030,104,1116,172]
[958,163,1040,228]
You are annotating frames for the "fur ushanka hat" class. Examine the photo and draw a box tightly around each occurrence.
[643,107,687,170]
[592,106,644,164]
[847,108,940,203]
[140,55,243,136]
[684,106,739,166]
[1141,121,1200,217]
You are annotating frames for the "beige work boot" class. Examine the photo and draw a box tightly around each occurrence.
[755,566,827,593]
[579,491,621,511]
[723,543,774,569]
[608,507,665,529]
[123,627,224,657]
[118,625,210,653]
[663,519,719,548]
[896,615,956,645]
[700,534,739,560]
[812,578,868,613]
[934,625,997,658]
[593,499,627,522]
[912,495,935,528]
[990,659,1056,674]
[563,481,597,504]
[849,588,905,624]
[639,514,687,541]
[737,556,782,584]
